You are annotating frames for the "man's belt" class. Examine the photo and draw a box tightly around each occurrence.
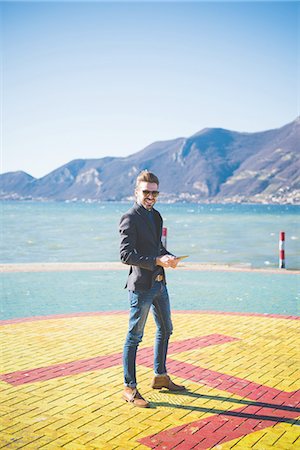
[155,274,164,282]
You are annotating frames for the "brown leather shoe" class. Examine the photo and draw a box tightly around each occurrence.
[122,387,150,408]
[151,374,186,391]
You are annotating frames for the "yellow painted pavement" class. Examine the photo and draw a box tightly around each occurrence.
[1,312,299,449]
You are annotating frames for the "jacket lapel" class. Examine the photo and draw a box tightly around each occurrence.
[135,203,158,241]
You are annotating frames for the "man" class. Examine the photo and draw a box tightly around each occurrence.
[119,170,185,408]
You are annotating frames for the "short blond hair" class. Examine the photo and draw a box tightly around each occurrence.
[135,170,159,188]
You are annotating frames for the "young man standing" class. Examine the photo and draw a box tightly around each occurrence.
[119,170,185,408]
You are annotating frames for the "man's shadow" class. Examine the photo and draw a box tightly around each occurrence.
[150,389,300,425]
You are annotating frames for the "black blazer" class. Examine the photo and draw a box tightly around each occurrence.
[119,202,169,291]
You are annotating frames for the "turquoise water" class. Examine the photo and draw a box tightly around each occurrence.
[1,201,299,320]
[1,270,299,320]
[1,201,299,268]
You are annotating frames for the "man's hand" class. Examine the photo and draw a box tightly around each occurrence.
[156,255,179,269]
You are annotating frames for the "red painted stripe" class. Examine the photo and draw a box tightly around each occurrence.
[139,361,300,449]
[140,399,300,449]
[0,334,236,386]
[168,334,238,354]
[0,353,124,386]
[140,408,285,449]
[1,310,298,326]
[161,359,288,401]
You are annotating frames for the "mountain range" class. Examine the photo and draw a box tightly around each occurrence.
[1,118,299,204]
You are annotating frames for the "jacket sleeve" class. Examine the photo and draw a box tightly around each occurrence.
[160,242,169,256]
[157,211,174,257]
[119,213,157,271]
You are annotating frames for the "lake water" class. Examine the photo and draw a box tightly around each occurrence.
[1,270,299,320]
[1,201,299,268]
[1,201,299,319]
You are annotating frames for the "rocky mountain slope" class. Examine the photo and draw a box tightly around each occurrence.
[1,118,299,204]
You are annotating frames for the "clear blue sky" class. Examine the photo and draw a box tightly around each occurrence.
[1,1,299,178]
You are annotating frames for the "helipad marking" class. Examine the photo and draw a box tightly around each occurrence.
[139,360,300,448]
[1,311,299,449]
[0,334,237,386]
[140,392,300,449]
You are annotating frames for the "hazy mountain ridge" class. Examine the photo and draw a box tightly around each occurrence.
[1,118,299,204]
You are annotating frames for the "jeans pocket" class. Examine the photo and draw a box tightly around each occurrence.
[128,289,149,308]
[129,290,139,308]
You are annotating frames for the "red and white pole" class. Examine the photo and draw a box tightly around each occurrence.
[279,231,285,269]
[162,227,167,248]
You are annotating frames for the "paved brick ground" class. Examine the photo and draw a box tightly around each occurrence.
[1,311,299,449]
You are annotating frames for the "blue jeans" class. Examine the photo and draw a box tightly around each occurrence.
[123,281,173,388]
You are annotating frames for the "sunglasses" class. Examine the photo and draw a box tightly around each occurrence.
[141,190,160,198]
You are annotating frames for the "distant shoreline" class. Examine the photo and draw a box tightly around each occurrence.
[1,198,299,205]
[1,262,299,274]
